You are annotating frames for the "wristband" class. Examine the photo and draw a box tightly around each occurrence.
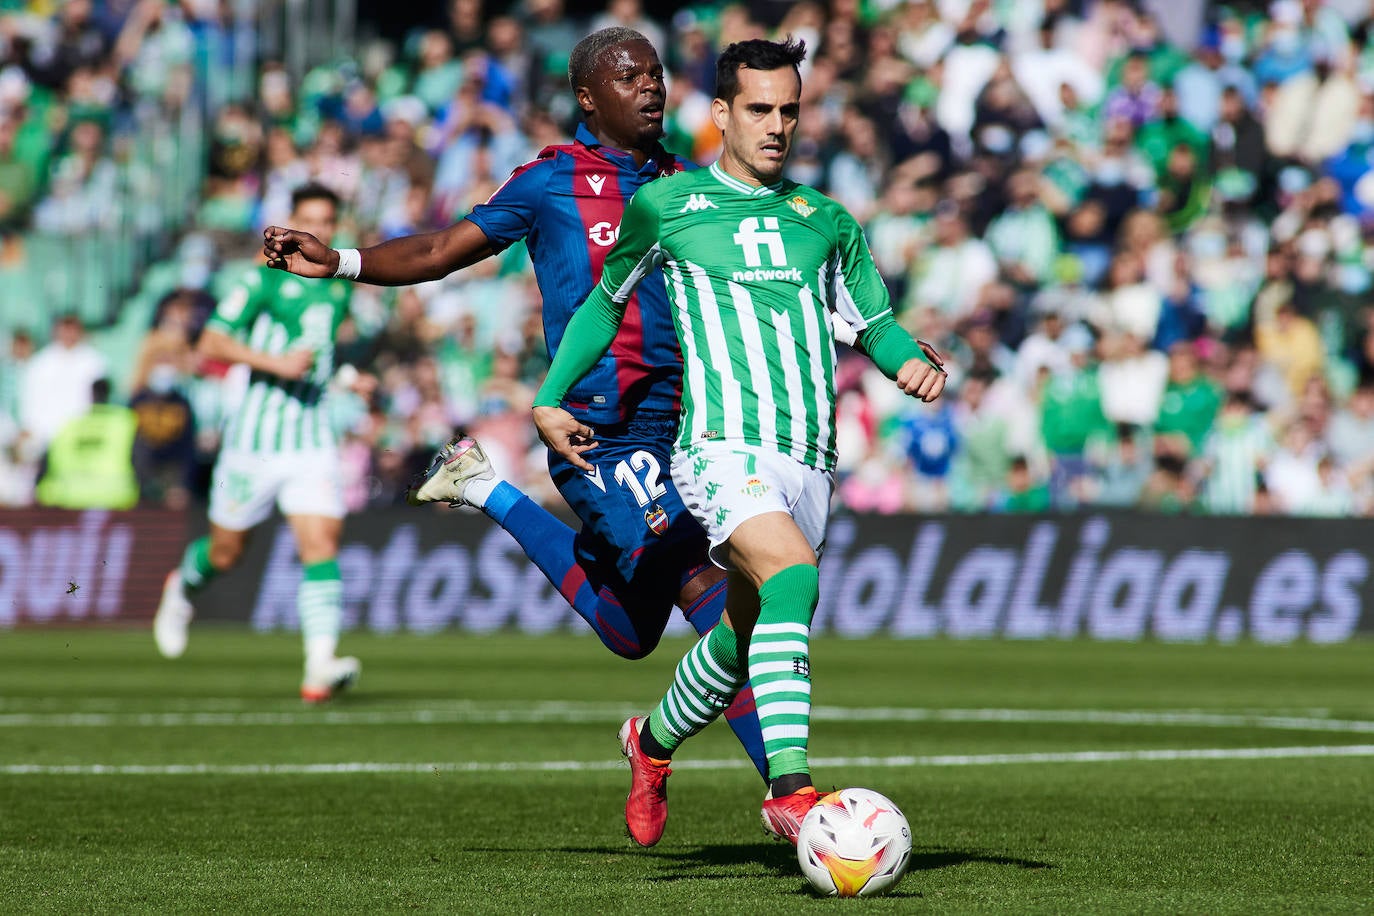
[333,248,361,279]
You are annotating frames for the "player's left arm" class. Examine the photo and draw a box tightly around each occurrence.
[831,208,947,404]
[532,186,666,469]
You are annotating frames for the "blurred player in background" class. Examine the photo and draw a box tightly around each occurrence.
[262,28,769,844]
[533,38,946,844]
[154,183,362,704]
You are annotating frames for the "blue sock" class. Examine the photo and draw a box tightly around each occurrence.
[480,481,524,526]
[680,573,770,782]
[491,489,667,659]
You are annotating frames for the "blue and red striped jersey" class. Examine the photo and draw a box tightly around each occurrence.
[466,123,693,426]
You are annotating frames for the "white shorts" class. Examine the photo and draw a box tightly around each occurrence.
[207,449,345,531]
[670,442,834,569]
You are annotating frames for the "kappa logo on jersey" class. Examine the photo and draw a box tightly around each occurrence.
[588,220,620,247]
[679,193,718,213]
[587,173,606,195]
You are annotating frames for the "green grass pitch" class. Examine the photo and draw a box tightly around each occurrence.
[1,629,1372,913]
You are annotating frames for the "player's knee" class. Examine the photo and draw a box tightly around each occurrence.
[598,610,666,660]
[613,641,656,661]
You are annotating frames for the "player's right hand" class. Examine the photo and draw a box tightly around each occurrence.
[532,406,599,472]
[263,227,336,279]
[274,349,316,380]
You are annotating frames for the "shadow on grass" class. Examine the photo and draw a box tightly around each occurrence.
[908,849,1054,872]
[644,844,1055,893]
[464,843,1053,886]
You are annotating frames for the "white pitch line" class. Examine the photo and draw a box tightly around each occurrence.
[2,705,1373,734]
[3,744,1374,777]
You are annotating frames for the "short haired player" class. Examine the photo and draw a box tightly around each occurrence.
[533,37,947,843]
[155,183,363,703]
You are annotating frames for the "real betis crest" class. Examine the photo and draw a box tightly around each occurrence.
[741,477,770,498]
[788,195,816,217]
[644,504,669,535]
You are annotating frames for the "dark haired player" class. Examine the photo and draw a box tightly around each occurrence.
[155,183,362,703]
[533,38,946,843]
[261,29,771,846]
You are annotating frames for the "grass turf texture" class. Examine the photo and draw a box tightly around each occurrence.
[1,630,1371,913]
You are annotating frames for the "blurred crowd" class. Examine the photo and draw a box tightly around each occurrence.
[5,0,1374,516]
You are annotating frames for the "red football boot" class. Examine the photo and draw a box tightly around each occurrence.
[618,716,672,846]
[761,785,820,844]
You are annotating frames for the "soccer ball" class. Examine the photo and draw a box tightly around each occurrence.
[796,788,912,897]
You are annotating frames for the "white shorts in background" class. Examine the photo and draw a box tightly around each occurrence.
[207,450,345,531]
[671,442,834,569]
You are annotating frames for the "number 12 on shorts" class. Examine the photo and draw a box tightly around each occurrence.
[610,450,667,507]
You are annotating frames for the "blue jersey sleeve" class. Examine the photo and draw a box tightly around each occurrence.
[465,157,552,251]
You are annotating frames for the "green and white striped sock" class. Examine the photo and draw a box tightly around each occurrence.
[750,564,819,781]
[646,621,747,757]
[179,537,217,592]
[299,559,343,668]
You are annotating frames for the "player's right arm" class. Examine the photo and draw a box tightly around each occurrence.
[198,329,315,380]
[196,272,314,380]
[532,184,666,470]
[262,220,495,285]
[262,157,549,285]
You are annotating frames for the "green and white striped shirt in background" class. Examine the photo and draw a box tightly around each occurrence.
[207,266,351,454]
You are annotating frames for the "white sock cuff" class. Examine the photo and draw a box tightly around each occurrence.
[463,476,499,507]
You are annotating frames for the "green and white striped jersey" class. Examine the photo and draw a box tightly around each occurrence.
[207,266,351,454]
[595,162,903,471]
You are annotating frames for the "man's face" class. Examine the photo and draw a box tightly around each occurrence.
[55,319,82,348]
[290,198,338,244]
[712,65,801,185]
[578,40,666,151]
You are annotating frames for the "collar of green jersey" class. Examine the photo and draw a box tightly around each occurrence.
[708,161,786,196]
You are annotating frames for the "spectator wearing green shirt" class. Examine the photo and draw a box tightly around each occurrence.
[1155,341,1223,457]
[1040,337,1111,506]
[1201,390,1273,515]
[985,167,1060,289]
[998,455,1052,513]
[0,115,38,235]
[1135,87,1209,179]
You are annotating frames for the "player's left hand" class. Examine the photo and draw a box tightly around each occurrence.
[896,355,947,403]
[532,406,599,471]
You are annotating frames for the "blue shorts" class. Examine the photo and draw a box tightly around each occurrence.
[548,410,708,586]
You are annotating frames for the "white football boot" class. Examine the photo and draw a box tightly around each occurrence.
[153,571,194,659]
[300,656,361,704]
[406,435,494,507]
